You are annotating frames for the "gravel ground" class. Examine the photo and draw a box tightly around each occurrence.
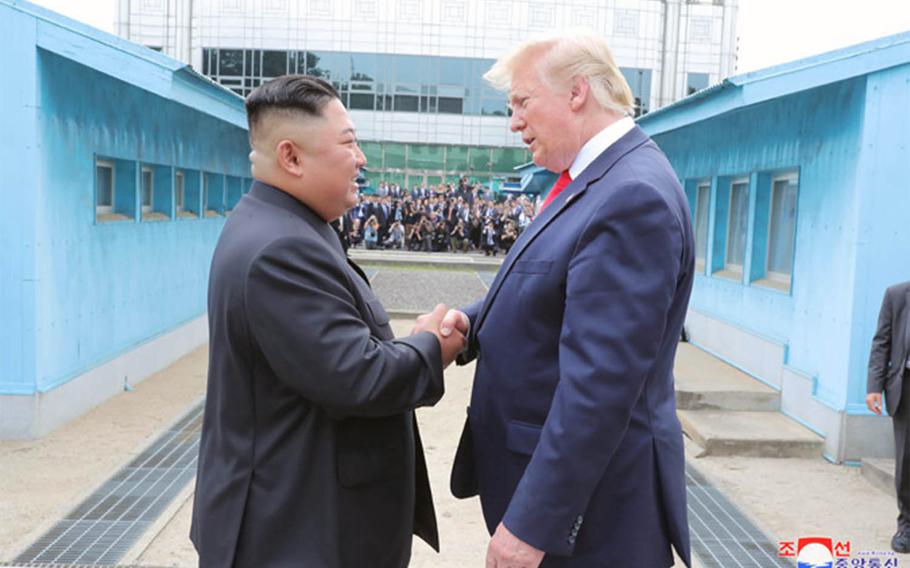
[369,268,493,313]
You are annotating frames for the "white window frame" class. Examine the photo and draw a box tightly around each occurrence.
[95,159,115,215]
[724,177,750,275]
[765,172,799,288]
[141,166,154,213]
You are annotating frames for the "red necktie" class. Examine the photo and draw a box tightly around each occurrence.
[539,170,572,213]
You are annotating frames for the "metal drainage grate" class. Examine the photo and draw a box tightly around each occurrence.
[687,464,794,567]
[14,403,204,565]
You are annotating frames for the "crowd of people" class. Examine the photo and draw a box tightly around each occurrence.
[337,177,538,255]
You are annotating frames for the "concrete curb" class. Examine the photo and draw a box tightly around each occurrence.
[349,250,503,272]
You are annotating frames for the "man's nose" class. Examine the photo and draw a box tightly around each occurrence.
[509,112,524,133]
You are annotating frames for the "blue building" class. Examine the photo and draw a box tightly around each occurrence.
[0,0,250,438]
[638,32,910,463]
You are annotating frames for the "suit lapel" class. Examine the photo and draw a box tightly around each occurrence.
[472,181,587,334]
[472,126,651,336]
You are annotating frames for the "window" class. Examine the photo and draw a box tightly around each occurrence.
[766,173,798,287]
[226,176,243,212]
[694,182,711,272]
[141,164,173,221]
[200,49,504,117]
[175,170,185,212]
[179,169,202,218]
[725,179,749,274]
[687,72,710,96]
[141,167,154,213]
[203,172,225,216]
[95,157,137,222]
[203,173,210,215]
[96,160,114,215]
[620,67,652,116]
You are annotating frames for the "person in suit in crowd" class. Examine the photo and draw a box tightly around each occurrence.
[481,220,497,256]
[190,75,465,567]
[432,31,694,567]
[363,215,380,250]
[868,281,910,554]
[384,220,405,250]
[450,219,470,253]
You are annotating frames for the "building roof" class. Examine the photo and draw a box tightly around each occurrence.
[3,0,247,129]
[638,30,910,136]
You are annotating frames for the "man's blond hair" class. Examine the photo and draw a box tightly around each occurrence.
[484,30,635,116]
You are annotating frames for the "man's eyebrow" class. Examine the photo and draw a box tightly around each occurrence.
[340,127,356,136]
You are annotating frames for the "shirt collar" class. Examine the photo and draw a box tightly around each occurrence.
[568,116,635,180]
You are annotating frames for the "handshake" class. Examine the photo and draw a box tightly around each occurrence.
[410,304,470,368]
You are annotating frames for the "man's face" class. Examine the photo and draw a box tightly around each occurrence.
[508,56,576,172]
[301,98,366,217]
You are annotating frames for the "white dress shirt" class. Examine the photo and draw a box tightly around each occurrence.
[568,116,636,181]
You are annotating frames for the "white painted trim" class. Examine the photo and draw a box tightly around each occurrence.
[685,308,786,389]
[686,308,896,462]
[0,315,208,440]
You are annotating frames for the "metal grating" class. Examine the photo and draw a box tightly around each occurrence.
[687,464,794,567]
[14,403,204,566]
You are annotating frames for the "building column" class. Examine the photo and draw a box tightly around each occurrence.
[659,0,682,108]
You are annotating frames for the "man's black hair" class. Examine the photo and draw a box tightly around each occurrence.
[245,75,340,134]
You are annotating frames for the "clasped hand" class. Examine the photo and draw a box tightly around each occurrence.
[410,304,469,368]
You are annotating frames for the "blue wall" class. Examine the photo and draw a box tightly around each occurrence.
[651,78,869,411]
[0,5,39,395]
[1,43,250,395]
[848,63,910,412]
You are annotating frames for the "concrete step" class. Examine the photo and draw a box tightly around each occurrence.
[862,458,896,497]
[674,343,780,411]
[678,409,824,458]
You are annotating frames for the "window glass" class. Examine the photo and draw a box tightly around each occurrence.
[141,168,154,210]
[726,180,749,269]
[438,57,467,85]
[687,72,710,95]
[768,176,798,277]
[350,52,380,82]
[96,162,113,208]
[219,49,243,76]
[349,92,376,110]
[620,67,652,116]
[175,171,185,211]
[694,183,710,265]
[262,50,288,78]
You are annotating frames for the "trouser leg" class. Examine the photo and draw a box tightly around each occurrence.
[894,369,910,530]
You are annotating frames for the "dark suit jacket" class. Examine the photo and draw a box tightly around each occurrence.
[868,281,910,416]
[451,126,693,567]
[191,182,443,567]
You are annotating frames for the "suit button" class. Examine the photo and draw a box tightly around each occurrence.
[567,536,576,544]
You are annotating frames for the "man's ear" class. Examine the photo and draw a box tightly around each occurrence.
[276,139,304,177]
[568,75,590,111]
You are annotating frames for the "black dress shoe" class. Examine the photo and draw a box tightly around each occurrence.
[892,529,910,553]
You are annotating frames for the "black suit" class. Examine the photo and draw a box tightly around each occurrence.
[868,281,910,531]
[191,181,443,567]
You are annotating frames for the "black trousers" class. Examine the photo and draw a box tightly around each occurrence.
[895,368,910,530]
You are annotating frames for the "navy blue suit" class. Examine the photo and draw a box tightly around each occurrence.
[451,126,693,567]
